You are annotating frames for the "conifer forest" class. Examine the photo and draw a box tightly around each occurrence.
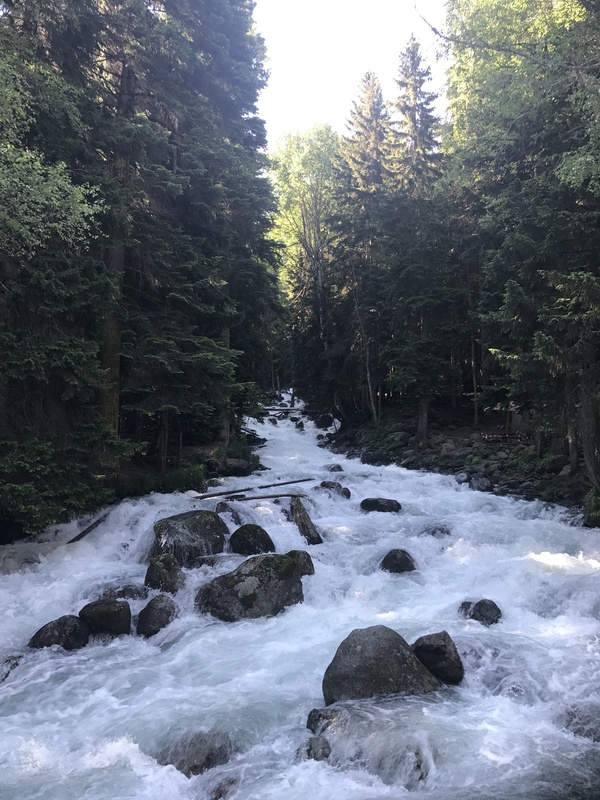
[2,0,600,538]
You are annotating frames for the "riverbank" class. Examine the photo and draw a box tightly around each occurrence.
[316,409,593,518]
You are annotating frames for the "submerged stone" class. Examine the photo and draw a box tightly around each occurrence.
[360,498,402,513]
[28,615,90,651]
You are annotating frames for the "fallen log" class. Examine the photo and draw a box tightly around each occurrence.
[222,493,306,502]
[67,511,111,544]
[194,477,315,500]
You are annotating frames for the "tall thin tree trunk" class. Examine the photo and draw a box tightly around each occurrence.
[157,410,169,474]
[416,398,429,443]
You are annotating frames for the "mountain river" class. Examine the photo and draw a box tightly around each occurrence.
[2,399,600,799]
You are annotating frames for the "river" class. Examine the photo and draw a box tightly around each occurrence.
[1,399,600,799]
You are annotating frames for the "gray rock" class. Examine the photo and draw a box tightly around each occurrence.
[290,497,323,545]
[79,600,131,635]
[145,554,185,594]
[0,654,22,684]
[455,472,470,485]
[137,594,178,637]
[411,631,464,685]
[215,502,243,527]
[563,702,600,742]
[419,523,451,538]
[29,615,90,651]
[224,458,253,477]
[306,706,351,735]
[154,511,228,567]
[319,481,351,499]
[380,549,416,573]
[322,625,441,705]
[441,441,456,455]
[101,584,149,601]
[459,599,502,626]
[230,523,275,555]
[295,420,305,431]
[286,549,315,576]
[267,417,278,426]
[470,474,493,491]
[360,498,401,513]
[155,730,232,777]
[326,464,344,473]
[195,552,307,622]
[302,736,331,762]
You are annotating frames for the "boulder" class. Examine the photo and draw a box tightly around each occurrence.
[455,472,470,485]
[470,474,493,492]
[137,594,178,637]
[267,416,278,425]
[286,549,315,576]
[153,510,228,567]
[306,706,350,735]
[459,599,502,626]
[101,584,149,601]
[419,523,451,538]
[325,464,344,473]
[229,524,275,556]
[290,497,323,545]
[215,501,243,527]
[360,498,402,513]
[411,631,464,685]
[224,458,253,477]
[29,615,90,651]
[380,549,416,574]
[302,736,331,762]
[195,552,307,622]
[155,730,232,777]
[322,625,441,705]
[79,600,131,635]
[145,554,185,594]
[295,421,305,431]
[314,413,334,429]
[319,480,351,499]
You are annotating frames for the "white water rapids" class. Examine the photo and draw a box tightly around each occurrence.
[2,400,600,800]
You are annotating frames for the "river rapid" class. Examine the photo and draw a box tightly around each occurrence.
[2,400,600,800]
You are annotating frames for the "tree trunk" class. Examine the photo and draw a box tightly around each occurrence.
[567,420,579,476]
[580,389,600,489]
[157,409,169,474]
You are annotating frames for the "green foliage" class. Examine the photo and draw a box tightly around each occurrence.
[115,466,206,499]
[584,488,600,528]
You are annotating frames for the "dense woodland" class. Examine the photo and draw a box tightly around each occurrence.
[2,0,600,537]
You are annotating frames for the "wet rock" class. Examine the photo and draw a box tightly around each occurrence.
[563,702,600,742]
[0,654,22,684]
[411,631,464,685]
[28,615,90,651]
[195,552,307,622]
[419,523,451,538]
[223,458,253,477]
[360,498,402,513]
[101,584,149,601]
[210,778,238,800]
[267,417,278,425]
[286,549,315,576]
[459,599,502,626]
[302,736,331,762]
[79,600,131,635]
[229,524,275,555]
[306,706,350,735]
[137,594,178,637]
[380,549,417,574]
[319,481,351,499]
[153,510,228,567]
[322,625,441,705]
[455,472,470,485]
[289,415,301,423]
[145,554,185,594]
[215,502,243,527]
[290,497,323,545]
[325,464,344,473]
[295,421,305,431]
[155,729,232,777]
[470,474,493,492]
[315,413,335,429]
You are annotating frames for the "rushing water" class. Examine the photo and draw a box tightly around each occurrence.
[2,400,600,800]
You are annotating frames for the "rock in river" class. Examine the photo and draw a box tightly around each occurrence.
[153,510,228,567]
[29,615,90,651]
[322,625,441,705]
[360,498,401,513]
[411,631,464,685]
[229,523,275,555]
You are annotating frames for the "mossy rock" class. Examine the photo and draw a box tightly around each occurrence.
[153,510,228,567]
[230,524,275,555]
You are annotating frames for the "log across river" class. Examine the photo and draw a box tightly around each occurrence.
[1,395,600,799]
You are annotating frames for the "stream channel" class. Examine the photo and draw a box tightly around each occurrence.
[2,397,600,799]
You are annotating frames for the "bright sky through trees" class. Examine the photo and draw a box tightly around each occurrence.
[253,0,448,147]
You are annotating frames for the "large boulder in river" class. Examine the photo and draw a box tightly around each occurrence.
[319,481,351,499]
[411,631,464,685]
[195,551,309,622]
[137,594,178,637]
[322,625,441,705]
[28,615,90,651]
[360,498,402,513]
[153,510,228,567]
[145,554,185,594]
[380,549,416,574]
[229,523,275,555]
[459,598,502,626]
[155,729,233,776]
[290,497,323,545]
[79,599,131,635]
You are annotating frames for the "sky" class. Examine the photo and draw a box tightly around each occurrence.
[252,0,449,149]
